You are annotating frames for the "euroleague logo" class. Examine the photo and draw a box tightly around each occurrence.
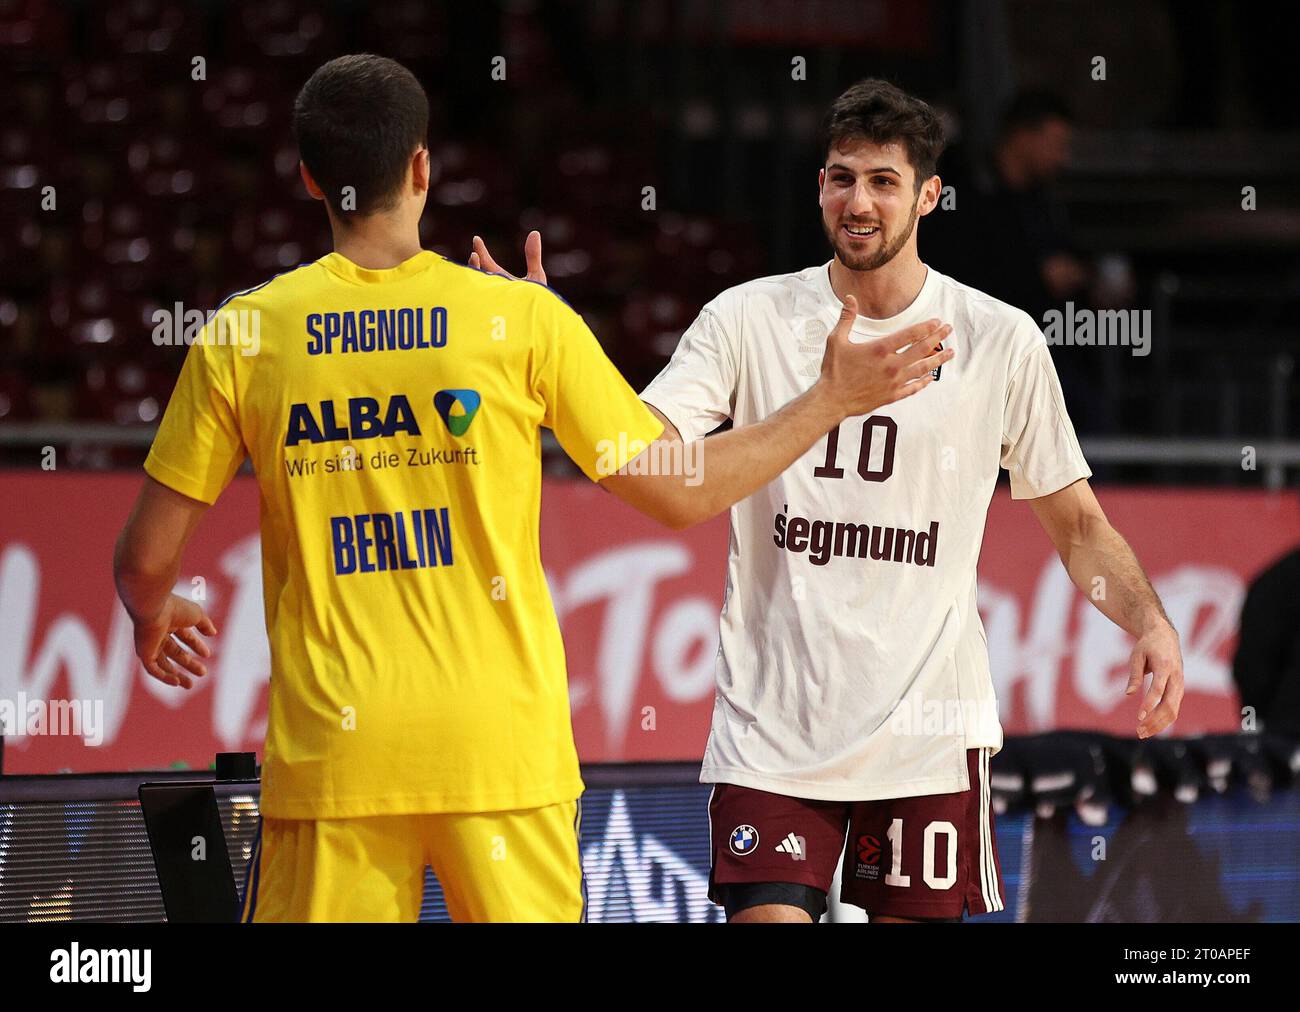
[729,825,759,856]
[857,834,882,865]
[855,833,883,881]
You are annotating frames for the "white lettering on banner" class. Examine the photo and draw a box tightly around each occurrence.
[129,535,271,738]
[0,538,271,754]
[981,562,1240,728]
[1155,567,1242,694]
[550,541,718,749]
[213,536,271,745]
[0,544,135,745]
[0,534,1246,757]
[652,598,718,702]
[136,536,269,744]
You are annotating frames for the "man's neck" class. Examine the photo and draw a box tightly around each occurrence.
[329,214,423,270]
[827,251,929,320]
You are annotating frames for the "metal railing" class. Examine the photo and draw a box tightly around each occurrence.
[1,423,1297,487]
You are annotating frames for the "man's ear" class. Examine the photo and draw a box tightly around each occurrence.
[817,167,826,205]
[299,161,325,201]
[917,173,942,217]
[412,147,431,195]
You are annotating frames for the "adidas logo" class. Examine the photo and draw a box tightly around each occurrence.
[774,833,806,861]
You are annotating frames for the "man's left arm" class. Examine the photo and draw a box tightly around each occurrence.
[114,478,218,690]
[1028,477,1183,738]
[116,307,247,689]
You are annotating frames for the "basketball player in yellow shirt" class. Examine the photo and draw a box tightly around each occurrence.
[113,54,952,922]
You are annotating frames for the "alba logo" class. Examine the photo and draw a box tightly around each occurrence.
[433,389,481,436]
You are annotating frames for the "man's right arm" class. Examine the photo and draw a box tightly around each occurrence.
[468,234,952,530]
[600,297,952,529]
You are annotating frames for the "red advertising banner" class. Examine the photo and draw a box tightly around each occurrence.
[1,472,1293,773]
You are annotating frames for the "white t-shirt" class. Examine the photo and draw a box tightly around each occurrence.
[642,262,1090,801]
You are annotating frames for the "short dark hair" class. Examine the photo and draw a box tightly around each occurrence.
[820,79,946,192]
[293,54,429,215]
[999,89,1074,138]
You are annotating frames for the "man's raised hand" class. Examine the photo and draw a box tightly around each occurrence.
[818,295,954,420]
[469,230,547,285]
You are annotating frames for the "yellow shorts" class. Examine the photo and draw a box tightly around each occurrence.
[240,800,585,923]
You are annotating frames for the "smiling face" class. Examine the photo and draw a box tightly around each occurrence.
[818,137,938,273]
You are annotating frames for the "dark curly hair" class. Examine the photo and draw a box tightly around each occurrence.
[821,79,946,192]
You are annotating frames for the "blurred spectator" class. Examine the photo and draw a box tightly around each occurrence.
[1233,542,1300,736]
[926,90,1115,435]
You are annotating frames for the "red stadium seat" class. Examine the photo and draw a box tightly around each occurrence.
[44,277,149,357]
[647,213,763,298]
[92,0,204,58]
[62,62,152,141]
[75,360,177,425]
[0,209,43,286]
[0,123,52,186]
[359,1,447,62]
[620,288,700,362]
[0,0,70,58]
[0,368,33,421]
[511,208,619,301]
[229,200,329,277]
[428,142,520,222]
[126,131,218,202]
[226,0,337,63]
[539,143,661,228]
[72,198,178,292]
[200,66,285,136]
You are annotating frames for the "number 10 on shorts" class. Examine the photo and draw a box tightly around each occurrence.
[859,818,959,891]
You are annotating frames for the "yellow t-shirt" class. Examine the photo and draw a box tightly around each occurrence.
[145,250,663,819]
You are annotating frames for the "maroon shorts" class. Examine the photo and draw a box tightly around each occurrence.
[708,748,1004,919]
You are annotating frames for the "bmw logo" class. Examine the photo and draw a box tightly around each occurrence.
[729,824,760,856]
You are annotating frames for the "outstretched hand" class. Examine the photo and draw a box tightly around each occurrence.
[818,295,954,421]
[131,593,217,690]
[469,230,547,285]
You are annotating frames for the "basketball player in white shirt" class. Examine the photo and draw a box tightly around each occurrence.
[470,79,1183,924]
